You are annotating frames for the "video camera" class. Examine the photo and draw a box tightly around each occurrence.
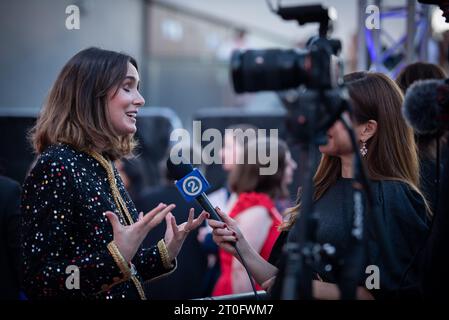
[229,3,349,144]
[230,4,344,93]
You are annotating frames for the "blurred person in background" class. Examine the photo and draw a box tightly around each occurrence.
[0,175,21,299]
[115,157,148,204]
[197,123,258,296]
[396,62,447,213]
[212,136,295,296]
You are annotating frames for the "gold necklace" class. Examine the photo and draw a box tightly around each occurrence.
[87,150,147,300]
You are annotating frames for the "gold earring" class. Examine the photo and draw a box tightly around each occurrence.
[360,141,368,157]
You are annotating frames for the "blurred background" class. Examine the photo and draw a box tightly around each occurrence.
[1,0,449,185]
[1,0,448,120]
[1,0,448,299]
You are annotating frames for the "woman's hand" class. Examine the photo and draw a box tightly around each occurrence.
[105,203,175,262]
[164,208,209,261]
[207,207,242,256]
[261,276,276,293]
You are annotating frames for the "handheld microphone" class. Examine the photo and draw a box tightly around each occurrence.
[167,157,261,299]
[166,158,222,221]
[402,79,449,137]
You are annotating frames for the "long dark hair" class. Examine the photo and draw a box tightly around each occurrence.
[396,62,447,93]
[281,72,427,230]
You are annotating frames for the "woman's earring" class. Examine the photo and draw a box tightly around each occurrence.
[360,141,368,157]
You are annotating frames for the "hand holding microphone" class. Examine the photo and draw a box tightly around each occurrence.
[166,157,261,298]
[166,157,241,249]
[208,207,242,256]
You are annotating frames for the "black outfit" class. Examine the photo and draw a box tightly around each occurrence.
[0,176,21,299]
[270,178,429,299]
[21,144,175,299]
[135,185,207,299]
[419,157,440,213]
[418,139,449,300]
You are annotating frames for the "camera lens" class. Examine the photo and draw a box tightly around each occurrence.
[230,49,308,93]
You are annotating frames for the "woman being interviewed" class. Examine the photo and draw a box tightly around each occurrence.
[21,47,207,299]
[208,72,430,299]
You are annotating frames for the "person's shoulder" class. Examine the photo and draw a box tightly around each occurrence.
[28,143,88,181]
[35,143,92,170]
[0,175,20,191]
[377,180,422,201]
[376,179,428,221]
[238,192,273,206]
[235,205,271,229]
[0,176,21,206]
[39,143,79,162]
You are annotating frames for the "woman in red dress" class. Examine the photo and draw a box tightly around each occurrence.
[212,137,296,296]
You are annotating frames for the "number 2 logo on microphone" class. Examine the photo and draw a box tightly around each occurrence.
[182,176,202,196]
[175,168,210,202]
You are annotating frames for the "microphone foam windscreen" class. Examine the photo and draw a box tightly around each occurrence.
[166,157,193,180]
[403,79,441,136]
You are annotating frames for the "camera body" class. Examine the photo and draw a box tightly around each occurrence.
[230,3,343,94]
[231,36,343,93]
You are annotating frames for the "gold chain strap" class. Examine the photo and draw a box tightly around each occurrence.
[87,150,147,300]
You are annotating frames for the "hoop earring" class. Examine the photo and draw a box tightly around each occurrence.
[360,141,368,157]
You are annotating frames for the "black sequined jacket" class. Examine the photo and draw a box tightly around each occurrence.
[21,144,175,299]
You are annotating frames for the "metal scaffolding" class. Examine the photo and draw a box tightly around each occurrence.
[357,0,432,76]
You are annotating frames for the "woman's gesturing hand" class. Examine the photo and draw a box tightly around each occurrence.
[105,203,175,262]
[164,208,209,262]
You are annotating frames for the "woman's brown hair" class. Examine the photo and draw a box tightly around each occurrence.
[281,72,426,230]
[396,62,447,93]
[29,47,139,160]
[228,137,289,199]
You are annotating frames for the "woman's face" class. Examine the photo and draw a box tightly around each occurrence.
[319,120,352,156]
[319,119,367,157]
[282,151,297,186]
[221,133,242,172]
[107,62,145,136]
[319,111,378,158]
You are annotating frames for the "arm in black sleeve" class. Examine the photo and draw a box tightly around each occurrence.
[367,181,429,299]
[132,240,177,282]
[21,157,133,299]
[420,141,449,299]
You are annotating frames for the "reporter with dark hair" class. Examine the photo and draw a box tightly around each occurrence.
[21,47,207,299]
[208,72,430,300]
